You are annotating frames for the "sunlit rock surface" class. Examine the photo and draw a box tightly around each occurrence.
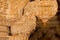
[11,14,36,37]
[24,1,58,25]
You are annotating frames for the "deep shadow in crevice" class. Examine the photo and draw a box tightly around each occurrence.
[55,34,60,39]
[29,26,38,39]
[8,26,12,36]
[22,9,24,16]
[30,0,35,2]
[56,0,60,24]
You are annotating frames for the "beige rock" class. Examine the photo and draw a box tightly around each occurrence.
[0,32,9,36]
[0,26,9,32]
[35,0,57,1]
[41,0,56,1]
[0,0,9,15]
[0,0,30,26]
[24,1,58,25]
[0,26,9,36]
[10,35,28,40]
[11,14,36,37]
[0,14,9,26]
[0,0,10,26]
[0,36,10,40]
[9,0,30,26]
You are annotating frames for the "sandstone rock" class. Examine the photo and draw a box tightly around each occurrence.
[24,1,58,25]
[0,0,9,15]
[10,35,28,40]
[0,26,9,32]
[0,0,30,26]
[35,0,57,1]
[0,36,10,40]
[0,32,9,36]
[11,14,36,37]
[0,26,9,36]
[0,15,9,26]
[9,0,30,26]
[0,0,10,26]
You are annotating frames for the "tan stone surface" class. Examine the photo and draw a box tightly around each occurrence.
[0,36,10,40]
[0,26,9,36]
[0,26,9,32]
[0,0,58,38]
[0,0,30,26]
[10,35,28,40]
[24,1,58,25]
[0,0,10,26]
[0,32,9,36]
[9,0,30,26]
[35,0,57,1]
[0,15,9,26]
[11,14,36,37]
[0,0,9,15]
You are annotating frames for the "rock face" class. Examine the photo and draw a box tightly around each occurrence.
[0,0,30,38]
[11,14,36,36]
[0,26,9,36]
[0,0,9,26]
[11,14,36,40]
[0,0,10,37]
[10,35,28,40]
[0,0,59,40]
[9,0,30,26]
[0,0,30,26]
[24,1,58,25]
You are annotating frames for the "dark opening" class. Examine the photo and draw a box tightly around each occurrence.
[8,26,12,36]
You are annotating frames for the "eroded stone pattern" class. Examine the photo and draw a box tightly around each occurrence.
[34,0,57,1]
[0,0,9,15]
[0,26,9,36]
[11,14,36,37]
[24,1,58,25]
[9,0,30,26]
[0,0,59,40]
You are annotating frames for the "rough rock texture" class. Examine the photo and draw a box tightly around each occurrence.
[9,0,30,26]
[0,36,10,40]
[11,14,36,40]
[10,35,28,40]
[0,0,30,26]
[0,0,9,26]
[24,1,58,24]
[36,0,57,1]
[0,0,30,37]
[0,0,59,40]
[0,32,9,36]
[0,26,9,36]
[0,26,9,32]
[11,14,36,37]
